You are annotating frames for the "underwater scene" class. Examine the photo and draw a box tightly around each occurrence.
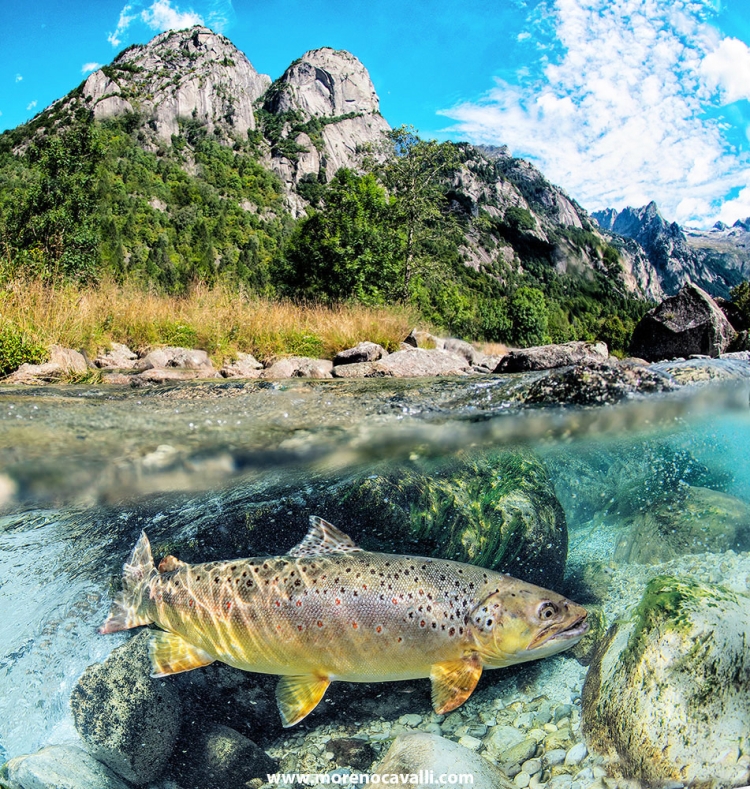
[0,365,749,789]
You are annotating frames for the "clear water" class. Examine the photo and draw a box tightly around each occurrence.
[0,372,749,766]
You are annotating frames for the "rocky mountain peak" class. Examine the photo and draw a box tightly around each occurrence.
[264,47,382,119]
[82,25,271,140]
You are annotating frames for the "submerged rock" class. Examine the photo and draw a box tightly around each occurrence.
[630,283,736,361]
[495,341,608,373]
[0,744,131,789]
[582,575,750,788]
[169,723,277,789]
[70,630,181,784]
[524,360,676,405]
[614,485,750,564]
[375,732,514,789]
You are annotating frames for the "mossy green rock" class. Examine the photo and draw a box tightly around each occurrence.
[614,485,750,564]
[69,630,181,785]
[582,575,750,788]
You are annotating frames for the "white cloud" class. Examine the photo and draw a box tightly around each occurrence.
[700,37,750,103]
[141,0,203,32]
[440,0,750,227]
[108,4,137,47]
[15,74,22,82]
[26,100,37,111]
[81,62,103,75]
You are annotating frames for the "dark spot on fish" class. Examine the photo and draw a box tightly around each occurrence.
[246,580,252,587]
[214,578,220,584]
[263,563,269,569]
[459,627,464,635]
[397,637,402,643]
[370,569,376,575]
[449,627,456,636]
[431,622,437,628]
[419,620,426,627]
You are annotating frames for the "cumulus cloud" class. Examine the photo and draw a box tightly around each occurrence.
[440,0,750,227]
[26,100,37,111]
[108,0,217,47]
[701,37,750,103]
[81,62,103,74]
[15,74,22,82]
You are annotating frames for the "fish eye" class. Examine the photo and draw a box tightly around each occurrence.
[539,602,557,620]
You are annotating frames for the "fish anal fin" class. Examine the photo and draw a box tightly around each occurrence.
[149,630,215,677]
[276,673,331,727]
[430,654,483,715]
[288,516,362,558]
[158,555,186,573]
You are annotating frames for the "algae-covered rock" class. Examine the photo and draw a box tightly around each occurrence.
[70,630,181,785]
[0,744,131,789]
[169,723,276,789]
[581,575,750,788]
[570,605,606,665]
[321,451,568,587]
[614,485,750,564]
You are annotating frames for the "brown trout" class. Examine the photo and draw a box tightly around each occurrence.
[101,517,588,726]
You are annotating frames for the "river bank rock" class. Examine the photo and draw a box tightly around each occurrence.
[630,283,736,361]
[375,732,514,789]
[331,347,471,378]
[333,341,388,365]
[169,723,277,789]
[0,745,131,789]
[261,356,333,379]
[4,345,89,384]
[403,329,444,349]
[524,359,677,405]
[613,485,750,564]
[495,341,608,373]
[70,630,181,784]
[134,346,216,373]
[582,575,750,788]
[94,343,139,369]
[219,352,263,378]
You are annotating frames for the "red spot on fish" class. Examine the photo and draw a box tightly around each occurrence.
[352,621,358,629]
[296,600,302,607]
[397,637,403,643]
[226,601,232,611]
[298,625,303,631]
[376,625,382,633]
[317,620,323,627]
[392,598,398,604]
[335,598,341,605]
[275,600,281,607]
[188,600,194,607]
[362,584,367,590]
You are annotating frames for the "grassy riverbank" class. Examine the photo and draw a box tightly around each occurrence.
[0,278,423,369]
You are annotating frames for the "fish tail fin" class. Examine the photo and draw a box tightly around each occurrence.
[99,531,157,634]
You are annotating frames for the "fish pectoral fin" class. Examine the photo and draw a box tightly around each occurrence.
[430,654,483,715]
[276,673,331,727]
[149,630,215,677]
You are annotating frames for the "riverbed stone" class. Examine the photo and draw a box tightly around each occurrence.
[630,283,736,361]
[333,342,388,365]
[326,738,376,770]
[613,485,750,564]
[0,744,131,789]
[70,630,182,785]
[262,356,333,379]
[495,341,608,373]
[168,723,276,789]
[374,732,515,789]
[366,348,470,377]
[581,575,750,787]
[483,726,527,759]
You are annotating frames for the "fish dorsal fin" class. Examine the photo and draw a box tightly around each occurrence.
[288,516,362,557]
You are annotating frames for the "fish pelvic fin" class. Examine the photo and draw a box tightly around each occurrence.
[430,654,483,715]
[276,673,331,727]
[149,630,215,677]
[99,531,157,634]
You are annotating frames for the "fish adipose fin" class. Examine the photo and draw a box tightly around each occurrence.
[149,630,215,676]
[288,516,363,558]
[276,673,331,727]
[99,531,157,634]
[430,655,483,715]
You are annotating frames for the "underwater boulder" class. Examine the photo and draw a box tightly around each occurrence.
[581,575,750,788]
[70,630,181,785]
[375,732,514,789]
[614,485,750,564]
[168,723,277,789]
[0,745,131,789]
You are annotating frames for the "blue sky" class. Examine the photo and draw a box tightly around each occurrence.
[1,0,750,228]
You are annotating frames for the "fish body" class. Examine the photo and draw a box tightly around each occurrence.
[101,517,588,725]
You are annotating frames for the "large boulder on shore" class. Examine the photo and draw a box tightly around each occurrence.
[332,348,470,378]
[494,341,608,373]
[70,630,181,785]
[630,283,736,361]
[333,341,388,365]
[582,575,750,788]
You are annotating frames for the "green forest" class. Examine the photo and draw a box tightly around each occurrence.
[0,108,652,354]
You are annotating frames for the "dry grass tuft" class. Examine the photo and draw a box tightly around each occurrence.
[0,279,424,363]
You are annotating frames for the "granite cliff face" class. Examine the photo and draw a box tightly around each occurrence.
[593,203,750,298]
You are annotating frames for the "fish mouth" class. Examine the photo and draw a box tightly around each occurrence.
[527,615,589,650]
